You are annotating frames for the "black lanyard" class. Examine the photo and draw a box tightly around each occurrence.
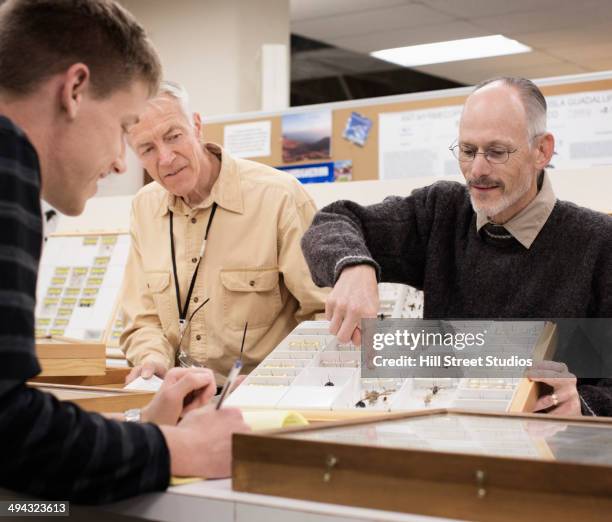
[169,202,218,331]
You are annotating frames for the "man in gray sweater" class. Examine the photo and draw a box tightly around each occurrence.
[301,76,612,417]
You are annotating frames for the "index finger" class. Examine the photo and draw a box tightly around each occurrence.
[325,296,333,322]
[336,312,359,344]
[125,366,142,384]
[351,326,361,347]
[174,372,216,406]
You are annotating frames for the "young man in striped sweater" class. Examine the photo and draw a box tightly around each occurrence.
[0,0,248,504]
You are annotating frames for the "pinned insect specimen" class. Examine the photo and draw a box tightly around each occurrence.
[423,383,443,406]
[356,387,396,407]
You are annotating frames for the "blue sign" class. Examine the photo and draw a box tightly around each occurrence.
[277,162,335,184]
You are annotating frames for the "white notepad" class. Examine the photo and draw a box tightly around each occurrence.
[123,375,164,392]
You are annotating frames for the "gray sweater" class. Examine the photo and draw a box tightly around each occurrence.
[301,181,612,414]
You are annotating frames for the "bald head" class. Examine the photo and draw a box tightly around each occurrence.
[468,77,547,141]
[460,82,532,148]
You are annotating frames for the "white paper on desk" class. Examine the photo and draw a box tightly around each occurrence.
[223,120,271,158]
[124,375,163,392]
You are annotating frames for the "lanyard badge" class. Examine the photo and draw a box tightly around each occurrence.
[169,202,218,367]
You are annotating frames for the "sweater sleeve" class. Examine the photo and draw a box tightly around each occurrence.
[578,379,612,417]
[0,383,170,504]
[0,229,171,503]
[301,181,463,288]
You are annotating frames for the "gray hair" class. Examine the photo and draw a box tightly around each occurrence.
[154,80,192,119]
[472,76,547,141]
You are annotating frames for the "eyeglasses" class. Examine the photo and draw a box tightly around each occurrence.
[449,143,518,164]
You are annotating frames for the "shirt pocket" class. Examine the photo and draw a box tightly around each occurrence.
[220,267,282,330]
[145,271,173,334]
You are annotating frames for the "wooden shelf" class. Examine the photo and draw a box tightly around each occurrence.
[29,382,153,413]
[30,367,131,388]
[35,339,106,377]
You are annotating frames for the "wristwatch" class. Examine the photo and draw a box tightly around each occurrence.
[124,408,142,423]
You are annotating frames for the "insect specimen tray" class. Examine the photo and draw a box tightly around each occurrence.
[233,409,612,522]
[225,320,555,416]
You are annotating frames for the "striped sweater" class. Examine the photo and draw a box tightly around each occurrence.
[0,116,170,503]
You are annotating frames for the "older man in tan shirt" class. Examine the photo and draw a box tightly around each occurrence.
[122,82,326,383]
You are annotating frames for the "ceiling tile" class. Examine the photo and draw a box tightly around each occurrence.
[547,42,612,64]
[290,0,409,22]
[469,1,612,36]
[413,52,574,84]
[422,0,562,18]
[291,3,454,41]
[328,20,491,54]
[414,50,564,74]
[516,25,612,50]
[584,62,612,72]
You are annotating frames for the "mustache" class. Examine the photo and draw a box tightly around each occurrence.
[467,176,504,189]
[164,165,187,177]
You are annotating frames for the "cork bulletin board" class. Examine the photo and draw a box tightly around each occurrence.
[201,75,612,182]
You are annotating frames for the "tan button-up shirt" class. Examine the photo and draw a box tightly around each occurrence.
[120,144,327,380]
[476,171,556,249]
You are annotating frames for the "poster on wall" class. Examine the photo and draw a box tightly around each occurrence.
[546,89,612,169]
[223,120,271,158]
[378,88,612,181]
[378,105,463,180]
[333,160,353,181]
[343,112,373,147]
[282,110,332,163]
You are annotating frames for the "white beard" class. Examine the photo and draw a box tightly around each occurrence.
[470,171,533,220]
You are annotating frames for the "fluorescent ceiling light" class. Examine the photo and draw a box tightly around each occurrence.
[370,35,531,67]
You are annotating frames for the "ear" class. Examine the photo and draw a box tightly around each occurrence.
[534,132,555,170]
[59,63,91,120]
[192,112,203,138]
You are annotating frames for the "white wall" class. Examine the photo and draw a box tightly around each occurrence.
[55,168,611,234]
[95,148,143,197]
[55,195,133,234]
[304,169,612,213]
[120,0,290,116]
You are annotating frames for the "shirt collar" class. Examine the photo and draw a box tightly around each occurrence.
[157,143,244,217]
[476,171,556,249]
